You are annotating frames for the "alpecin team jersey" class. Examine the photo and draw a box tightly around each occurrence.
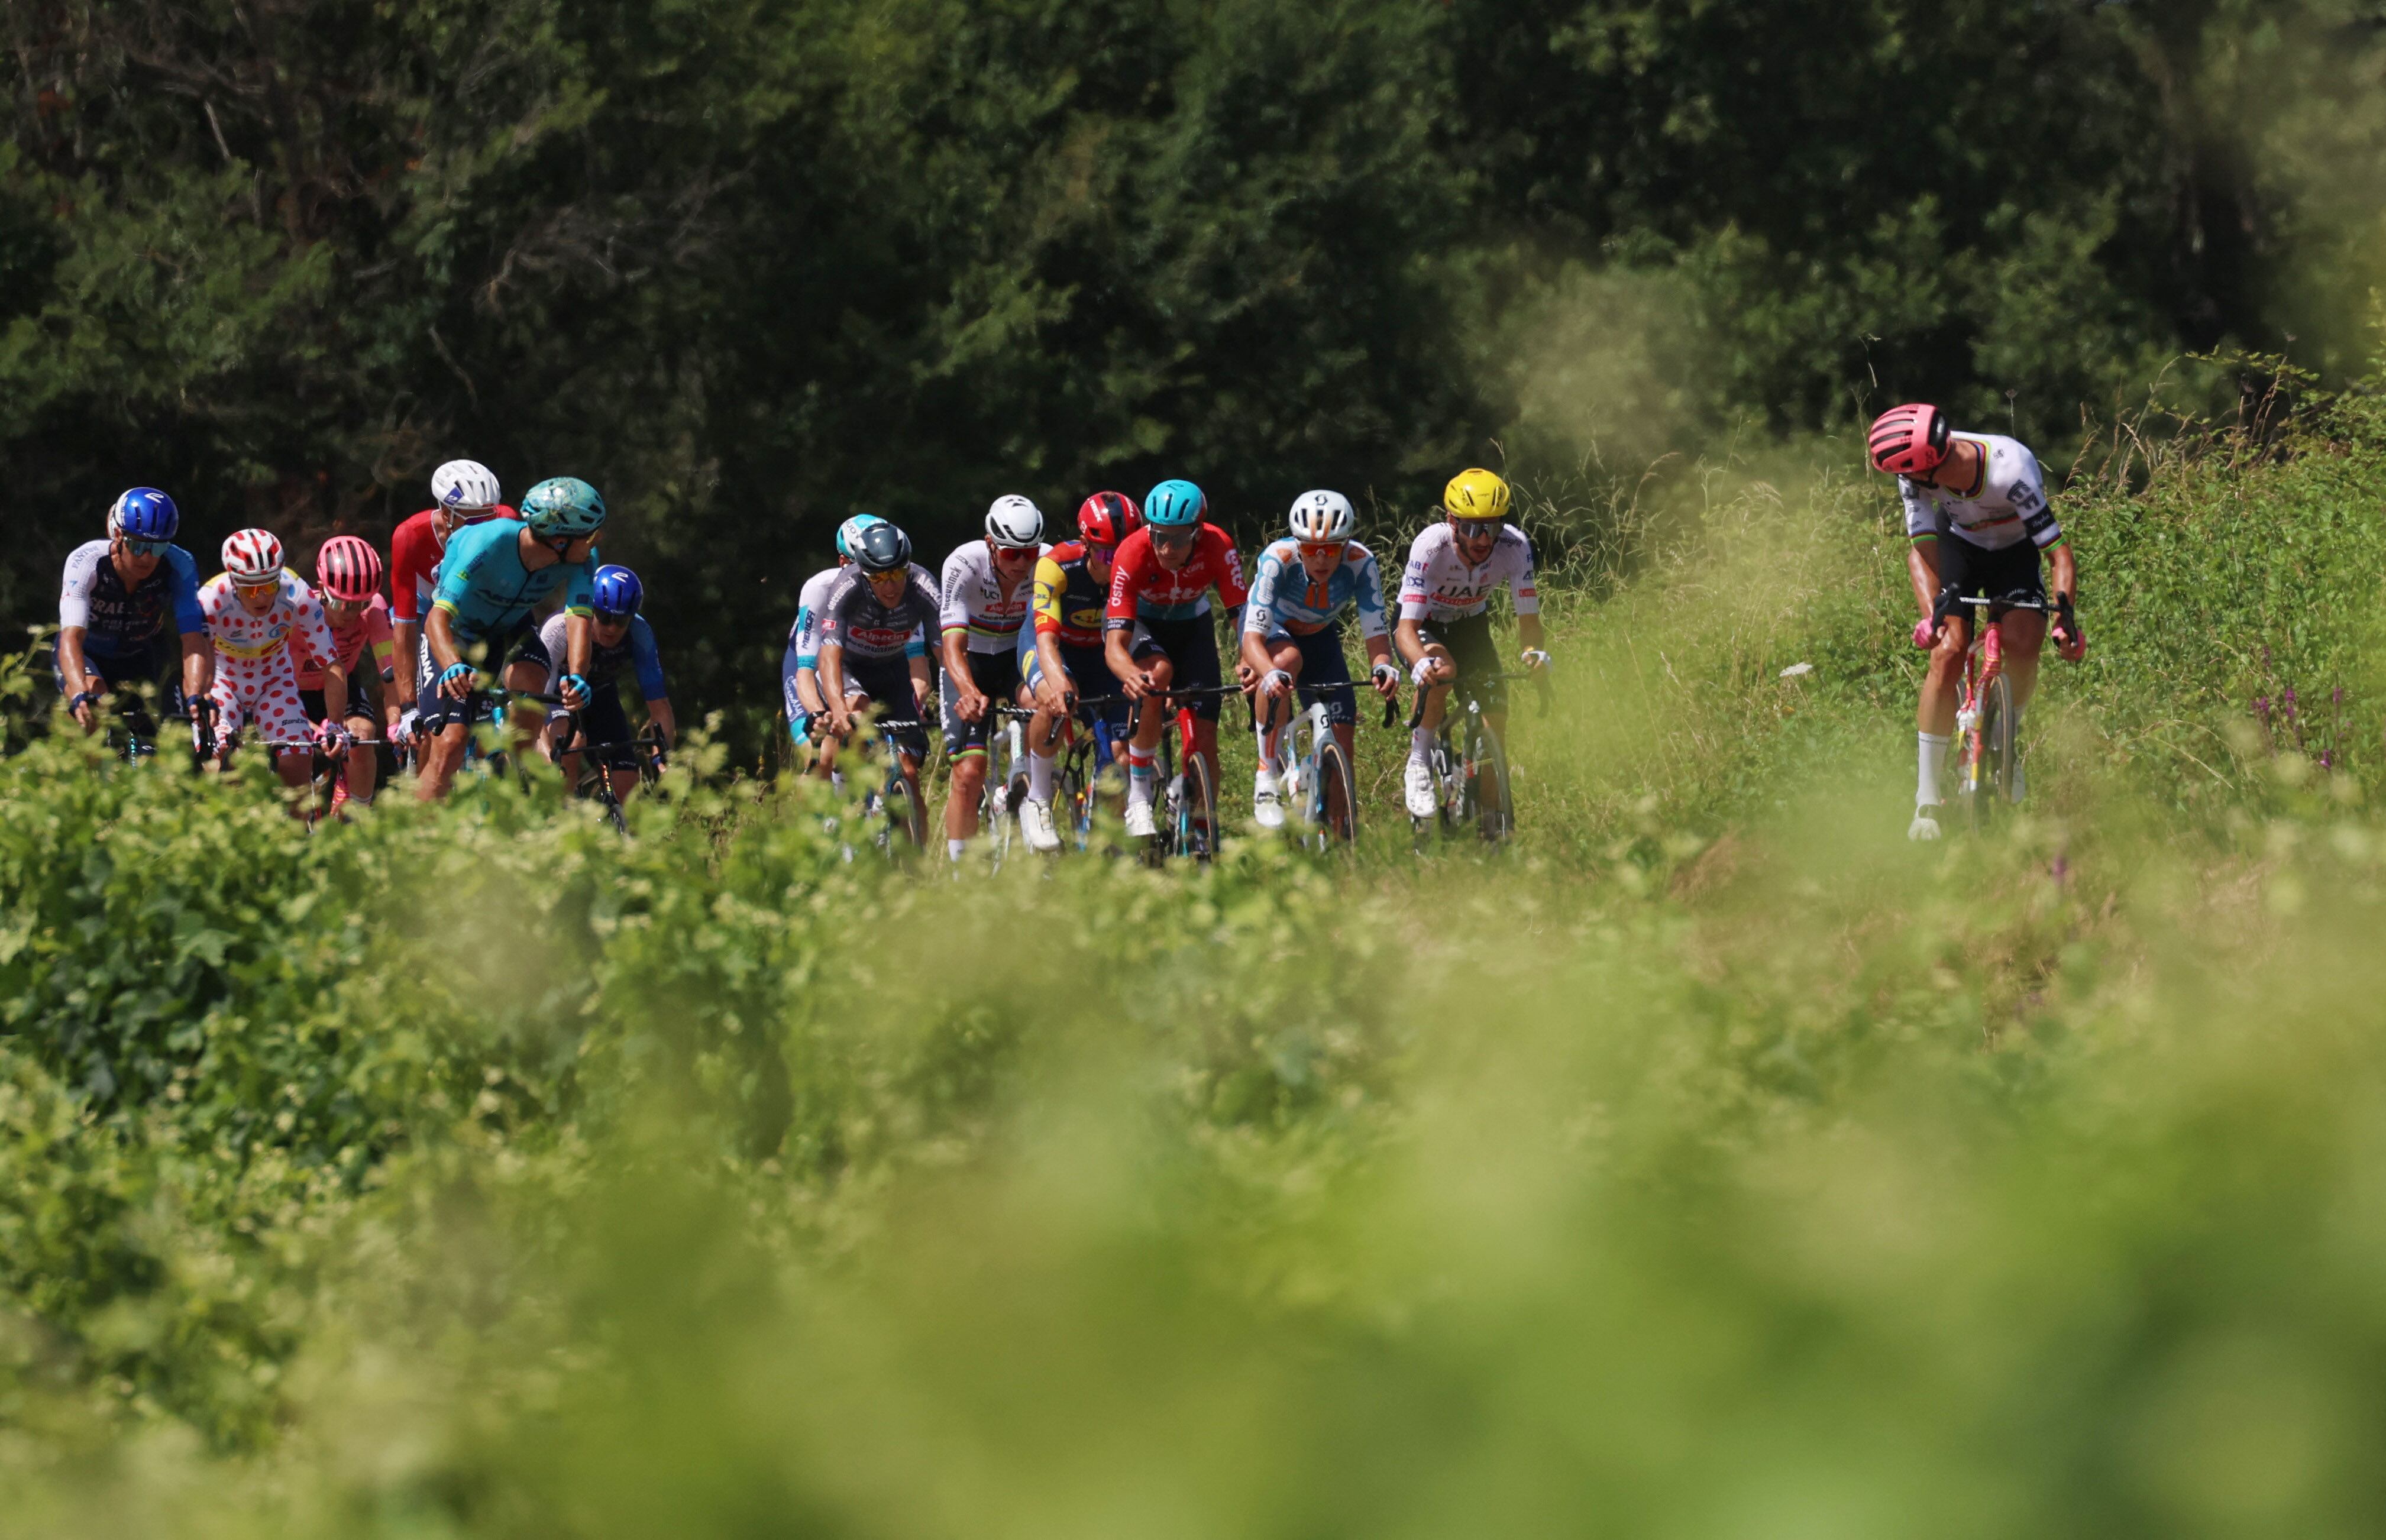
[1104,524,1247,629]
[389,506,518,627]
[58,541,208,655]
[1899,433,2062,554]
[819,564,942,662]
[1243,538,1389,639]
[940,541,1048,655]
[1029,541,1111,650]
[1398,523,1539,623]
[786,565,846,671]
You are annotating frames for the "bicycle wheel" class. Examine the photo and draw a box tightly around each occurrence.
[1967,673,2014,834]
[883,768,927,855]
[1178,752,1218,864]
[1312,737,1359,855]
[1470,719,1515,846]
[1056,748,1091,852]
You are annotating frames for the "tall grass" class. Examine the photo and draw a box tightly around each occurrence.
[9,398,2386,1536]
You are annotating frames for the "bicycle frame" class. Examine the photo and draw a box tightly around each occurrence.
[1942,593,2046,826]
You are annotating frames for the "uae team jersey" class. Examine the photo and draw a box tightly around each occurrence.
[1243,538,1389,639]
[1397,523,1539,623]
[388,506,518,626]
[431,519,597,640]
[1104,524,1247,629]
[1900,433,2062,553]
[940,541,1048,654]
[58,541,207,655]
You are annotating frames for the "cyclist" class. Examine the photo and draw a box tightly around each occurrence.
[54,488,216,742]
[389,459,515,749]
[1104,478,1253,839]
[416,475,606,802]
[1018,491,1149,852]
[1870,404,2086,841]
[937,496,1048,860]
[816,522,940,783]
[199,529,348,810]
[781,513,887,785]
[542,564,673,803]
[1240,491,1401,829]
[1393,468,1548,820]
[295,536,400,808]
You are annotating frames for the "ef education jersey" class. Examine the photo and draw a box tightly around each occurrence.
[1900,433,2062,553]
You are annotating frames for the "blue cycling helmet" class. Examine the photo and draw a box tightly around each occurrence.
[835,513,887,561]
[1144,479,1205,528]
[109,488,180,541]
[591,564,644,617]
[520,476,608,539]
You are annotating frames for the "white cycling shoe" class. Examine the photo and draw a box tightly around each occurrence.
[1403,757,1438,819]
[1124,798,1158,839]
[1252,775,1285,830]
[1908,805,1944,842]
[1020,796,1061,853]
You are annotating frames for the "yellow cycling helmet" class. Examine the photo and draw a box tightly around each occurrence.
[1443,467,1511,522]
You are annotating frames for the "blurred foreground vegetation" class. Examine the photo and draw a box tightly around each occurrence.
[7,401,2386,1535]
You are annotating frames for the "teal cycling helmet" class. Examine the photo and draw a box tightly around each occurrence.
[519,476,608,539]
[1144,478,1205,528]
[836,513,887,561]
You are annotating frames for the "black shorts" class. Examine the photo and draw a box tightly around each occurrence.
[939,649,1023,761]
[558,685,640,770]
[56,635,185,717]
[1930,536,2046,612]
[300,687,380,727]
[415,621,553,733]
[1260,625,1356,727]
[1131,614,1226,720]
[842,655,931,758]
[1417,611,1505,712]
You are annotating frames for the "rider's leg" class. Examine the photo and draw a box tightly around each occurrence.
[1915,613,1973,811]
[419,722,469,801]
[946,750,987,849]
[344,713,379,803]
[610,766,639,801]
[1125,653,1175,812]
[502,656,550,756]
[1258,637,1302,768]
[1998,609,2048,711]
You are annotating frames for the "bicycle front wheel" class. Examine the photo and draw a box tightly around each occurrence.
[1471,721,1515,846]
[1312,737,1359,855]
[884,768,927,855]
[1967,672,2015,834]
[1178,752,1218,864]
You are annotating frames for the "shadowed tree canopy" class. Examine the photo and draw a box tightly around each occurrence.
[5,0,2381,737]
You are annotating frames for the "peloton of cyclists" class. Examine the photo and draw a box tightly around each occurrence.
[55,489,217,742]
[1868,405,2086,840]
[937,497,1047,861]
[1393,468,1550,820]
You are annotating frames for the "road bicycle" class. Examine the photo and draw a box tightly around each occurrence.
[1049,693,1127,853]
[1407,667,1551,850]
[257,731,389,828]
[975,706,1036,869]
[101,691,214,768]
[1254,680,1398,857]
[1932,590,2070,832]
[1131,683,1249,866]
[548,708,670,835]
[855,712,932,856]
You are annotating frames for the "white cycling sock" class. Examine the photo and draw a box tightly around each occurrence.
[1027,750,1054,801]
[1409,726,1431,763]
[829,770,845,792]
[947,838,967,862]
[1254,768,1277,795]
[1126,746,1156,804]
[1918,732,1951,807]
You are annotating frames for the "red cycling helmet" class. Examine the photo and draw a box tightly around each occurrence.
[315,535,385,602]
[1077,491,1143,548]
[1868,403,1951,477]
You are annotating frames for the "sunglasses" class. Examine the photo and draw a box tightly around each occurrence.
[992,545,1039,562]
[1150,528,1197,546]
[119,538,168,557]
[1297,541,1348,561]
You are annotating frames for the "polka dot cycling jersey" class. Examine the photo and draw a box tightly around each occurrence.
[1397,522,1539,623]
[1900,433,2062,554]
[199,572,338,668]
[940,539,1049,655]
[1242,538,1389,639]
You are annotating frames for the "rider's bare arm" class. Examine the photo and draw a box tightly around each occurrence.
[1907,539,1943,622]
[1518,614,1546,657]
[1104,630,1146,694]
[907,652,933,710]
[425,607,465,677]
[646,697,678,747]
[817,642,850,729]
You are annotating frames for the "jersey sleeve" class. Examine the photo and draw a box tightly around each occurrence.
[1900,481,1938,543]
[1242,545,1285,635]
[58,543,101,631]
[1032,554,1068,636]
[560,558,596,617]
[1506,530,1540,617]
[1207,527,1250,610]
[2013,456,2064,549]
[294,590,340,671]
[166,548,206,636]
[361,597,396,680]
[939,550,973,637]
[630,617,668,699]
[791,604,820,668]
[1397,530,1436,621]
[1350,547,1389,639]
[389,517,433,623]
[1104,539,1146,628]
[430,528,482,616]
[536,612,570,665]
[817,571,858,648]
[904,623,928,660]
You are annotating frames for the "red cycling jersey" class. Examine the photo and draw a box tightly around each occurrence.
[389,504,519,625]
[1103,523,1248,630]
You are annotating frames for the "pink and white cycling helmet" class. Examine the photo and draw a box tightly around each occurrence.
[222,528,286,587]
[1868,403,1951,477]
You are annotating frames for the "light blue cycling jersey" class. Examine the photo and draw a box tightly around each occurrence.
[1241,538,1389,640]
[431,519,596,640]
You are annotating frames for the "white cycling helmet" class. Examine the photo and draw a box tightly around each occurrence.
[221,528,286,586]
[432,459,503,512]
[985,494,1045,549]
[1288,489,1356,543]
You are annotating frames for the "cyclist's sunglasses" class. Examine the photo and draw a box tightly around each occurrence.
[117,537,169,557]
[1449,516,1502,540]
[1150,526,1197,546]
[1297,541,1348,561]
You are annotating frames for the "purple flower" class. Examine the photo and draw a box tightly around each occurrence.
[2256,697,2272,723]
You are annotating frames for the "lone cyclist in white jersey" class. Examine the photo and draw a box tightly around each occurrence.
[1869,404,2087,841]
